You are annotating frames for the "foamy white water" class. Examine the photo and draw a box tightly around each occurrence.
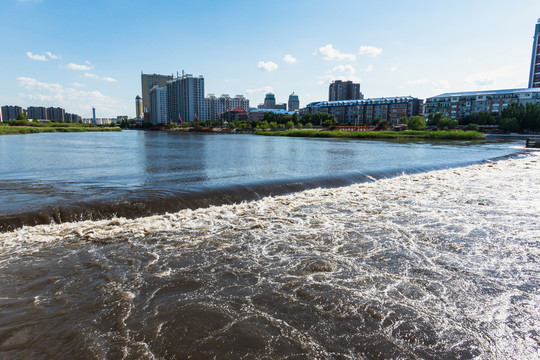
[1,152,539,359]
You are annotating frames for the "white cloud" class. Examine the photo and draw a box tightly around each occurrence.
[465,66,520,89]
[71,82,86,88]
[85,72,117,82]
[330,65,357,74]
[318,44,356,61]
[66,62,93,71]
[246,86,274,94]
[358,46,383,57]
[432,80,451,94]
[45,51,61,60]
[26,52,48,61]
[283,54,297,64]
[17,76,118,116]
[257,61,278,72]
[365,65,374,72]
[390,66,397,72]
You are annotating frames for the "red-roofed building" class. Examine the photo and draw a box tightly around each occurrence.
[222,106,248,122]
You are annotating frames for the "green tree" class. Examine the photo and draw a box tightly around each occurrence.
[16,111,28,121]
[305,122,313,129]
[257,121,269,130]
[427,112,444,125]
[498,118,520,133]
[323,119,333,128]
[462,111,496,125]
[437,117,458,130]
[269,122,278,131]
[296,122,303,129]
[407,116,427,130]
[285,121,295,130]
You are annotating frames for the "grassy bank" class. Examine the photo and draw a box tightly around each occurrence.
[255,129,486,140]
[0,121,121,135]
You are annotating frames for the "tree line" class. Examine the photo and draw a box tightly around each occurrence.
[459,103,540,132]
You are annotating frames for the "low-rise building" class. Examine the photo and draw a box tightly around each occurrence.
[222,106,249,122]
[306,96,422,124]
[424,88,540,120]
[248,108,297,121]
[203,94,249,121]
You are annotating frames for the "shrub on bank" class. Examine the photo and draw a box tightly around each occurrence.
[255,129,485,140]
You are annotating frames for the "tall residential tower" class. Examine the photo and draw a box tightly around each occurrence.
[141,73,173,115]
[329,80,364,101]
[529,18,540,88]
[166,74,205,123]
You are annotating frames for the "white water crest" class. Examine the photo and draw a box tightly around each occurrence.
[0,153,539,359]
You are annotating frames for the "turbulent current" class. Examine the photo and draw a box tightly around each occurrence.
[1,151,539,359]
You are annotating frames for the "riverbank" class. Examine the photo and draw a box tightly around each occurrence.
[256,129,486,140]
[0,122,121,135]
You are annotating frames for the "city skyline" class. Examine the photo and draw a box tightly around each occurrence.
[1,0,539,118]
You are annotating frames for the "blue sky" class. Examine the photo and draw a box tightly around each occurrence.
[1,0,539,118]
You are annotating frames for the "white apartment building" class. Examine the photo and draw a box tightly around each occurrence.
[150,86,167,125]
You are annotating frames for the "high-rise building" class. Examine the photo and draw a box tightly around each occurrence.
[529,18,540,88]
[141,73,173,115]
[46,107,65,122]
[135,95,143,119]
[26,106,47,120]
[166,74,205,123]
[150,86,167,125]
[288,92,300,111]
[329,80,364,101]
[1,105,23,121]
[257,93,286,110]
[263,93,276,109]
[92,107,96,124]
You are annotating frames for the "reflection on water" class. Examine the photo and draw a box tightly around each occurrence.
[0,131,523,218]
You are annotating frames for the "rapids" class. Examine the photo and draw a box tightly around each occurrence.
[0,152,539,359]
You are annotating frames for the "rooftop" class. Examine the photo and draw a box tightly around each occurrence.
[429,88,540,98]
[307,96,418,108]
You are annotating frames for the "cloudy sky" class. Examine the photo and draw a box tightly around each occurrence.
[1,0,539,117]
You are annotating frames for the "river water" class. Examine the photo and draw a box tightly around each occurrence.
[0,132,539,359]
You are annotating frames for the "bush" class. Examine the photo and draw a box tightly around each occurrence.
[463,123,479,131]
[285,121,295,130]
[407,116,427,130]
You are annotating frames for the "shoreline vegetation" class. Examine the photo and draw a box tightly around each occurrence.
[255,129,486,140]
[0,120,121,135]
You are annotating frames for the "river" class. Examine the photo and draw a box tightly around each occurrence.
[0,131,538,359]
